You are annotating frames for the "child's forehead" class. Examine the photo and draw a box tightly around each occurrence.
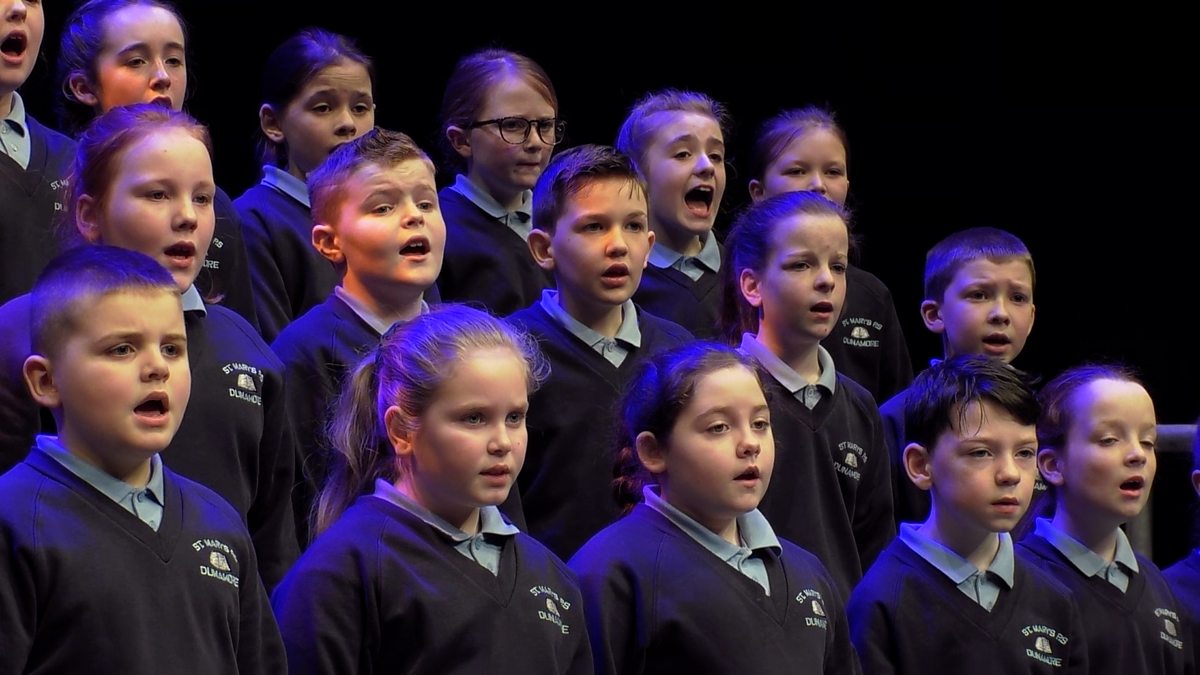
[100,3,185,44]
[950,256,1034,286]
[645,110,724,144]
[566,176,646,205]
[350,158,435,187]
[945,399,1035,438]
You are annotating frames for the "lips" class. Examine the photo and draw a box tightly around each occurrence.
[399,237,430,258]
[735,466,762,482]
[810,301,835,316]
[163,241,197,268]
[149,95,174,109]
[1,31,27,60]
[134,392,170,425]
[684,185,714,218]
[1120,476,1146,494]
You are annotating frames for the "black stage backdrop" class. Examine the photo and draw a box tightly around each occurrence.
[21,3,1200,426]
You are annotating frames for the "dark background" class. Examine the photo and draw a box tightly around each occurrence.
[21,5,1198,416]
[16,2,1200,562]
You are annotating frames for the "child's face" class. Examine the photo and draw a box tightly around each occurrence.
[750,129,850,206]
[458,75,555,201]
[267,58,374,180]
[0,0,44,106]
[741,213,848,351]
[1051,378,1157,528]
[82,5,187,113]
[656,365,774,534]
[79,128,216,292]
[328,159,445,303]
[925,258,1035,361]
[923,400,1038,538]
[393,347,529,530]
[540,178,652,315]
[47,290,190,476]
[640,111,726,243]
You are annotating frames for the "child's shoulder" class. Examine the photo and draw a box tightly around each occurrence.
[879,380,918,417]
[834,370,882,411]
[270,294,363,359]
[202,303,284,368]
[168,468,253,531]
[846,266,896,304]
[635,306,695,344]
[569,506,672,569]
[24,114,76,152]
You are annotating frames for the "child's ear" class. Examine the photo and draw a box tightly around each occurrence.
[903,443,934,491]
[641,230,655,268]
[67,72,100,108]
[75,194,103,244]
[1190,469,1200,498]
[1038,447,1066,487]
[739,268,764,309]
[920,299,945,334]
[445,126,472,160]
[311,223,344,265]
[527,228,556,271]
[259,104,287,144]
[384,405,413,458]
[23,355,61,409]
[634,431,667,475]
[747,179,765,203]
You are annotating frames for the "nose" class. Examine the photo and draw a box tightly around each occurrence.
[694,152,716,178]
[150,60,171,92]
[995,453,1021,485]
[400,201,426,228]
[737,428,762,459]
[174,197,198,232]
[814,263,836,292]
[488,423,513,456]
[143,348,170,382]
[988,298,1012,325]
[8,1,27,20]
[807,173,827,194]
[606,227,629,256]
[334,107,357,139]
[1126,439,1150,466]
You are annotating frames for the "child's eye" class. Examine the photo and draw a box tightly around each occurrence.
[146,190,168,201]
[1016,447,1037,460]
[462,412,485,425]
[708,152,724,163]
[352,103,373,115]
[108,344,134,357]
[499,118,528,133]
[751,418,771,431]
[624,221,646,232]
[1011,293,1030,304]
[166,57,184,68]
[125,57,148,68]
[194,193,213,206]
[162,343,185,358]
[966,290,988,301]
[832,263,848,274]
[582,222,604,233]
[311,103,331,114]
[417,201,436,212]
[1098,436,1119,447]
[373,204,395,215]
[784,166,807,176]
[707,422,730,434]
[1141,439,1157,452]
[506,412,526,425]
[967,448,991,458]
[826,167,846,177]
[787,261,810,271]
[673,150,692,160]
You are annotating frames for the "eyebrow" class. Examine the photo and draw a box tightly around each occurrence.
[115,41,185,54]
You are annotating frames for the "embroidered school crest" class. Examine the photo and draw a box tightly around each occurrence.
[221,362,263,406]
[1021,624,1068,667]
[192,538,240,588]
[529,585,573,635]
[796,588,829,629]
[835,441,865,482]
[839,316,881,348]
[1157,608,1185,649]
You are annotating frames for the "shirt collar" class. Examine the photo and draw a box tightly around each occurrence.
[643,485,780,558]
[539,288,641,349]
[899,523,1015,587]
[739,333,837,396]
[647,231,721,272]
[1034,517,1140,576]
[36,435,165,506]
[262,164,311,208]
[2,90,28,137]
[450,173,533,222]
[181,285,207,316]
[372,478,518,542]
[334,286,430,337]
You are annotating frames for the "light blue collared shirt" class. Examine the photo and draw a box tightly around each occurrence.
[1,92,31,169]
[263,164,311,208]
[539,289,641,367]
[449,174,533,241]
[644,485,780,595]
[899,523,1014,611]
[373,479,519,575]
[1035,517,1139,592]
[739,333,837,409]
[647,231,722,282]
[334,286,431,337]
[37,435,166,531]
[182,284,207,316]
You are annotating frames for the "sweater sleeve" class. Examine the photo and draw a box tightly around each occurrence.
[570,544,652,675]
[0,296,39,472]
[248,350,300,591]
[0,498,37,673]
[235,523,288,675]
[237,195,295,344]
[854,404,896,572]
[846,582,899,675]
[874,285,913,404]
[205,189,260,332]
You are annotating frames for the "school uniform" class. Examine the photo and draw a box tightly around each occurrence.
[631,233,724,340]
[437,176,553,317]
[1165,550,1200,668]
[507,292,693,560]
[235,167,340,342]
[0,96,74,306]
[271,480,593,674]
[823,266,913,404]
[0,441,286,674]
[271,288,430,546]
[196,187,259,330]
[0,288,299,590]
[879,380,930,525]
[569,488,860,675]
[741,334,895,599]
[847,525,1089,674]
[1018,519,1194,674]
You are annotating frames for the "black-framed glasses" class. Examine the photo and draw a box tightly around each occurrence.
[468,117,566,145]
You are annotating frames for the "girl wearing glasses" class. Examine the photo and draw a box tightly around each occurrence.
[439,48,562,317]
